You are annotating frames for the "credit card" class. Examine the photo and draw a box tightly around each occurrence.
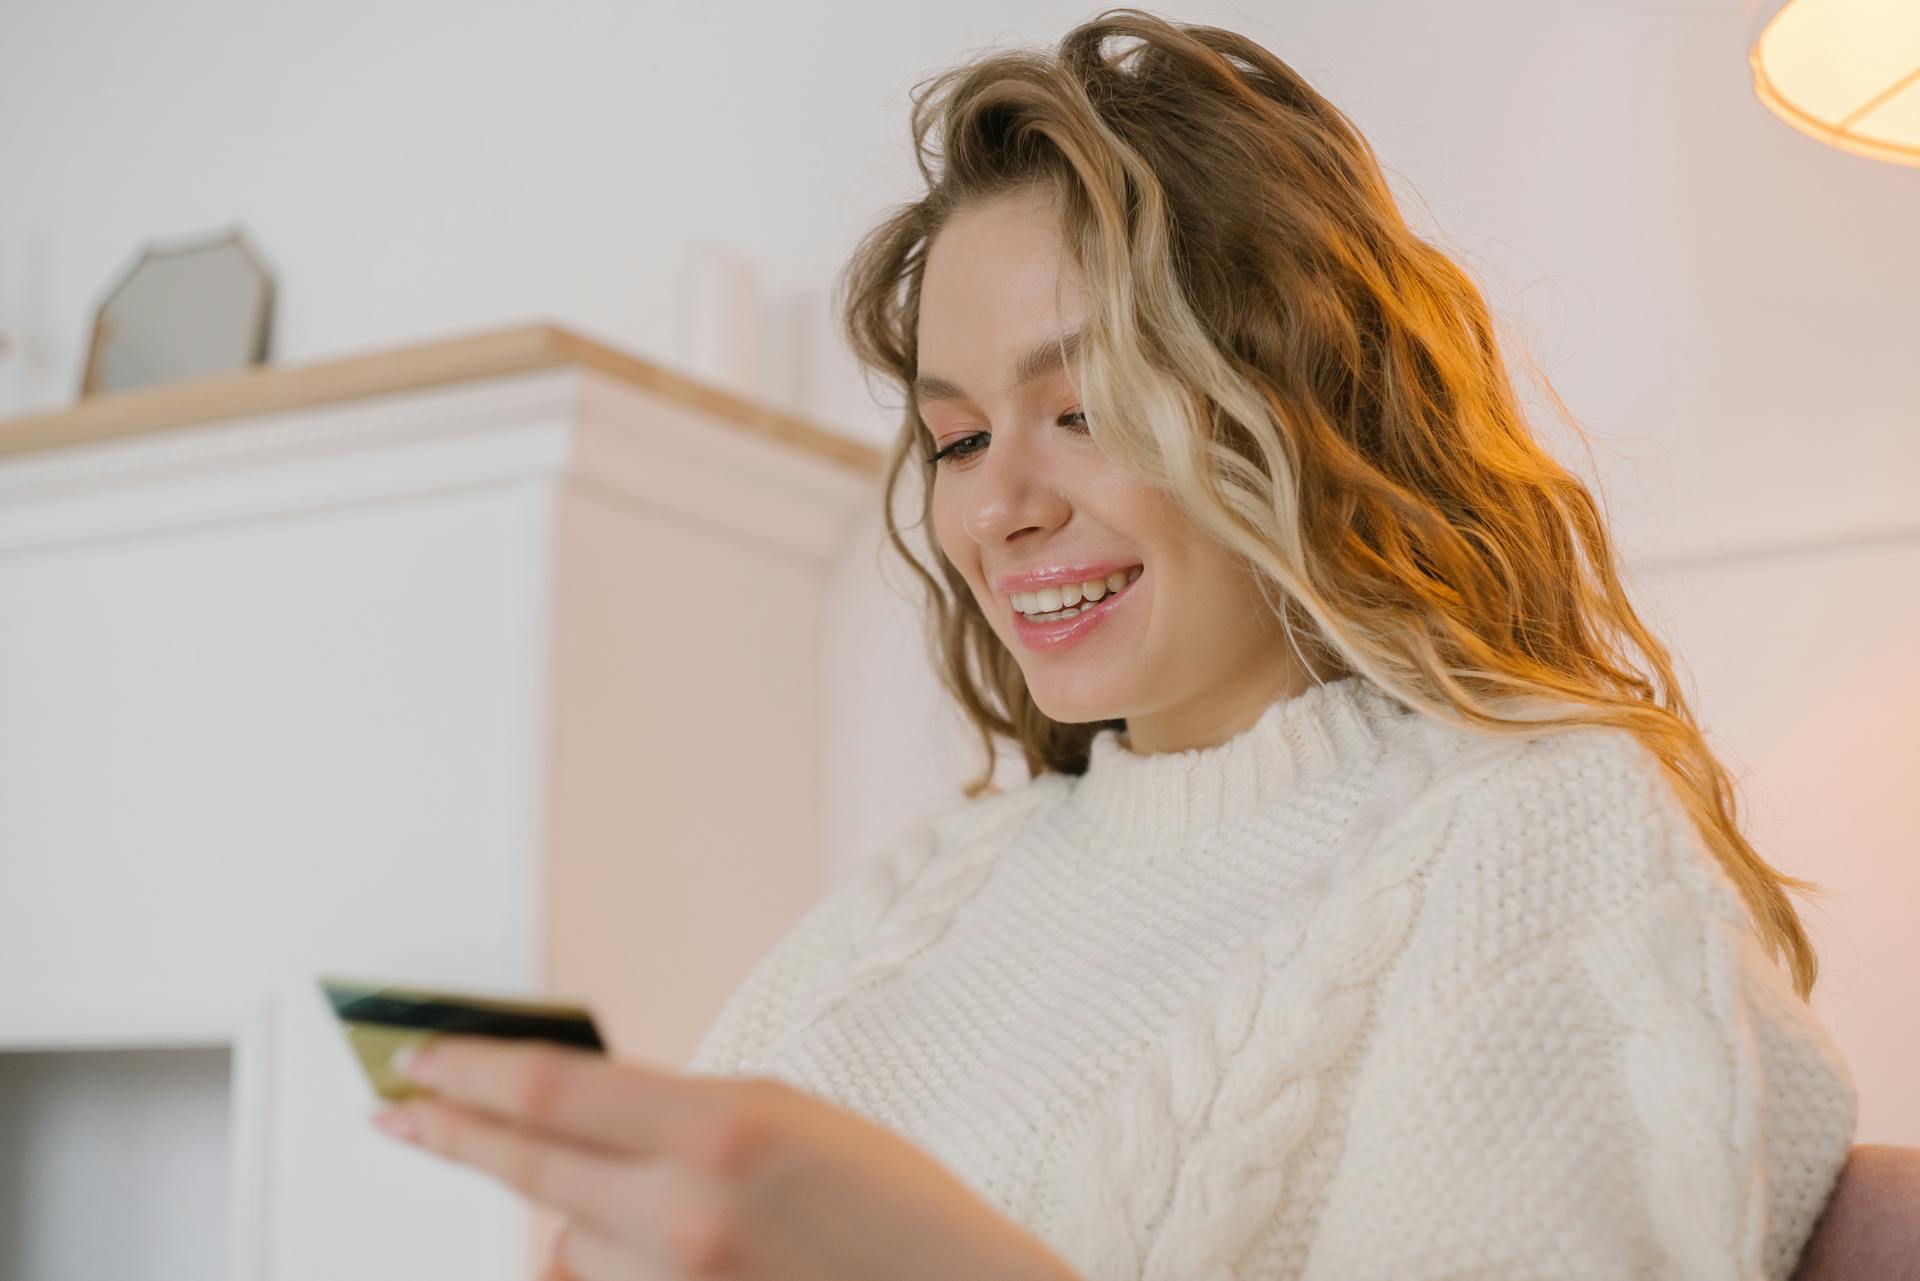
[319,974,607,1103]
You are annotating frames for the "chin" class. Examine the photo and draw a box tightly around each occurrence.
[1020,675,1129,728]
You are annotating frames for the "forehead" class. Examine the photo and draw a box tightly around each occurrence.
[916,191,1090,383]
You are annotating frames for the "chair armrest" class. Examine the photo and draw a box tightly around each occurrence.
[1789,1144,1920,1281]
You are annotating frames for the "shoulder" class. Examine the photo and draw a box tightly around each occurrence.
[1447,720,1689,876]
[1398,718,1736,989]
[829,770,1073,942]
[836,771,1072,917]
[682,771,1071,1075]
[927,770,1077,843]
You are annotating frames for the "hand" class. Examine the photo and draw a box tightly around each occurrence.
[370,1035,1081,1281]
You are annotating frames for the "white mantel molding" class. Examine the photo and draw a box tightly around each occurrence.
[0,363,879,568]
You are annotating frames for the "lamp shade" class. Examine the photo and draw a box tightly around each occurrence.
[1748,0,1920,167]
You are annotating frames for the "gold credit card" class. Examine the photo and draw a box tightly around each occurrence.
[319,974,607,1103]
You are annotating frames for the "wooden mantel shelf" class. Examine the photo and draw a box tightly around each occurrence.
[0,321,885,475]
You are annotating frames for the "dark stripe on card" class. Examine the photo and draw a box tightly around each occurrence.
[330,993,604,1049]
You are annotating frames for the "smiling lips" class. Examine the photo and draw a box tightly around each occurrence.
[1004,564,1144,652]
[1009,565,1144,621]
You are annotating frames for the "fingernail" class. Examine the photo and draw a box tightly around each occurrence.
[391,1043,438,1084]
[372,1106,420,1142]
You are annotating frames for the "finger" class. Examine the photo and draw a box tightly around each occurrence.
[536,1242,573,1281]
[395,1035,725,1159]
[392,1097,645,1235]
[537,1218,574,1281]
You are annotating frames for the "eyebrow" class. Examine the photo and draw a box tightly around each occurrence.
[912,327,1084,406]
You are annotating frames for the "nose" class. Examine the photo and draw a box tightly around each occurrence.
[960,427,1071,551]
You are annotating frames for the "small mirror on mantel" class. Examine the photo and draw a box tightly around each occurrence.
[79,225,275,399]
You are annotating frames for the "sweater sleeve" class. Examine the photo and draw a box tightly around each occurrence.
[1298,734,1859,1281]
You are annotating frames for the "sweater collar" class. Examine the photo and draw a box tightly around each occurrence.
[1064,674,1408,846]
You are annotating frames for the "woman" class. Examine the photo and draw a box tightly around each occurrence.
[372,10,1857,1278]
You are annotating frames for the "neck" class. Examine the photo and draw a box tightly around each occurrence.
[1066,672,1412,851]
[1121,660,1336,756]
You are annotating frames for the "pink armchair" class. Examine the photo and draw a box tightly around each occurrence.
[1789,1145,1920,1281]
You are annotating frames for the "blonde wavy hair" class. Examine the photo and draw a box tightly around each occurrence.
[834,8,1829,998]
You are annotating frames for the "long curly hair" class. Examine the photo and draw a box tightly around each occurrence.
[833,8,1829,998]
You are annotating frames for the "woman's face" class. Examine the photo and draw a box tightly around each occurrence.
[915,185,1312,754]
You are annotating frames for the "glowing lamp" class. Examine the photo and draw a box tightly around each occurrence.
[1748,0,1920,168]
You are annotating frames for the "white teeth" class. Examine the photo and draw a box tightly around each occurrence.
[1010,567,1142,620]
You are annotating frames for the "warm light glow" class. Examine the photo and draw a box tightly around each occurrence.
[1749,0,1920,167]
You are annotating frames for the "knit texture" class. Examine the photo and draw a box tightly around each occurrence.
[684,675,1858,1280]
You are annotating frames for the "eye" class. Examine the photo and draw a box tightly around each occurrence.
[925,410,1089,470]
[929,431,988,467]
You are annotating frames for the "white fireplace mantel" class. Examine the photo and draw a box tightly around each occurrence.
[0,323,886,1281]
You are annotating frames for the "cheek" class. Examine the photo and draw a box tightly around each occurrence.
[928,483,958,556]
[1120,493,1257,618]
[928,484,979,583]
[1188,553,1274,647]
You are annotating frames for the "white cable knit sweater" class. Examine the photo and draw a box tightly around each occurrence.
[684,675,1858,1280]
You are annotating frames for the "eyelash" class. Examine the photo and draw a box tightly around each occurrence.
[927,410,1089,468]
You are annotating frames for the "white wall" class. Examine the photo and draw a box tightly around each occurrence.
[1,0,1913,1152]
[4,0,1915,562]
